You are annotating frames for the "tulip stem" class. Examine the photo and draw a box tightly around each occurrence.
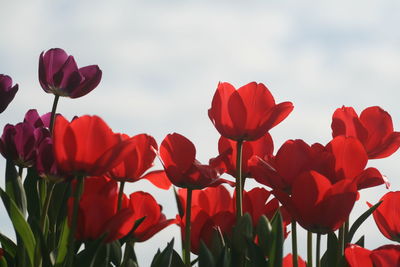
[183,188,193,267]
[35,182,55,267]
[235,140,243,219]
[292,220,298,267]
[65,175,85,267]
[117,181,125,211]
[307,231,313,267]
[338,224,345,261]
[49,95,60,134]
[316,233,321,267]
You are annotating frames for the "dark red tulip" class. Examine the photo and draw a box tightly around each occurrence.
[68,176,135,243]
[345,244,400,267]
[208,82,293,141]
[273,170,358,233]
[128,191,176,242]
[367,191,400,242]
[0,74,18,114]
[250,139,313,192]
[53,115,136,176]
[332,106,400,159]
[325,136,387,190]
[36,137,67,182]
[213,133,273,178]
[159,133,226,189]
[283,254,307,267]
[39,48,102,98]
[178,185,287,254]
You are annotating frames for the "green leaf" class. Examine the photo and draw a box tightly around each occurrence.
[256,215,272,257]
[75,235,107,267]
[346,202,382,244]
[246,238,267,267]
[0,188,36,266]
[0,233,17,258]
[54,218,70,267]
[0,256,8,267]
[267,212,283,267]
[321,232,338,267]
[171,250,185,267]
[109,240,122,266]
[354,235,365,248]
[199,241,215,267]
[174,187,184,217]
[23,168,41,226]
[121,240,137,266]
[150,239,174,267]
[232,213,253,253]
[215,247,231,267]
[5,160,27,215]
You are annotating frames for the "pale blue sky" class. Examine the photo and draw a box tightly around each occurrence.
[1,1,400,265]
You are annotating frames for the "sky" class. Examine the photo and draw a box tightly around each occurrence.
[1,0,400,265]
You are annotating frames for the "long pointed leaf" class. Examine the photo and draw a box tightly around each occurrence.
[54,218,70,267]
[346,202,381,243]
[0,188,36,266]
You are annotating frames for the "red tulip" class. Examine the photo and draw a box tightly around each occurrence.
[0,74,18,114]
[108,133,171,189]
[283,254,307,267]
[159,133,226,189]
[273,170,358,233]
[39,48,102,98]
[53,115,136,176]
[213,133,273,178]
[68,176,135,243]
[345,244,400,267]
[367,191,400,242]
[208,82,293,141]
[332,106,400,159]
[178,185,287,254]
[128,191,176,242]
[250,139,313,192]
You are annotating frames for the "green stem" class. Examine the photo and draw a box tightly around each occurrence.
[316,233,321,267]
[34,182,55,267]
[117,181,125,211]
[307,231,313,267]
[235,140,243,219]
[338,225,345,261]
[292,220,298,267]
[65,176,85,267]
[49,95,60,134]
[183,188,193,267]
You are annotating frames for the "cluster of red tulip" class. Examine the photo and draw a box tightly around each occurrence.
[0,48,399,267]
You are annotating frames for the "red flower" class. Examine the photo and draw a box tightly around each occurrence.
[208,82,293,141]
[332,106,400,159]
[159,133,226,189]
[128,191,176,242]
[107,133,171,189]
[283,254,307,267]
[273,170,358,233]
[53,115,135,176]
[213,133,273,178]
[345,244,400,267]
[68,176,135,243]
[178,185,287,254]
[367,191,400,242]
[250,139,313,192]
[39,48,102,98]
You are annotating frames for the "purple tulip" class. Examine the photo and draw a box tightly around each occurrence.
[36,137,66,182]
[39,48,102,98]
[0,75,18,113]
[0,110,51,167]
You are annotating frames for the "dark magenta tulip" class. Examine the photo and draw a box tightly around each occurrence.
[39,48,102,98]
[0,74,18,113]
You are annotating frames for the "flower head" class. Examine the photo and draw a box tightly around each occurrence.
[208,82,293,141]
[39,48,102,98]
[0,74,18,113]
